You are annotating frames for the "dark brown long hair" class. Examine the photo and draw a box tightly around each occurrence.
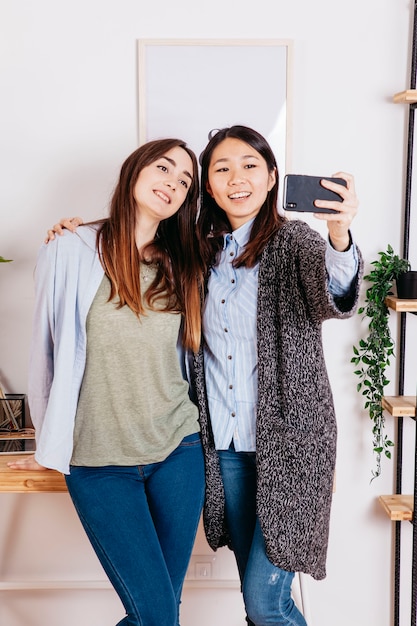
[198,125,286,270]
[94,138,203,352]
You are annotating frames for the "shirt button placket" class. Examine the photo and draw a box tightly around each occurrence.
[225,236,237,423]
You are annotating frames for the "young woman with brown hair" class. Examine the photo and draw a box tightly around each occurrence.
[9,138,205,626]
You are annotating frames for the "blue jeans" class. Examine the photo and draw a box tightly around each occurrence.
[65,432,204,626]
[218,445,307,626]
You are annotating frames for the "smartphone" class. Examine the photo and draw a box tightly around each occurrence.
[283,174,347,214]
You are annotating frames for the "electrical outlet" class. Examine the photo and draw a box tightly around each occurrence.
[195,562,212,579]
[186,555,216,580]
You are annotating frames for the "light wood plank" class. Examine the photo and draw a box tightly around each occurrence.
[0,454,67,493]
[0,432,35,440]
[386,295,417,312]
[382,396,416,417]
[379,494,413,521]
[393,89,417,103]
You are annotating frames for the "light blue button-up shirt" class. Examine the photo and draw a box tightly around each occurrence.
[202,218,359,452]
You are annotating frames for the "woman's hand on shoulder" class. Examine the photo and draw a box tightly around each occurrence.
[313,172,358,251]
[45,217,84,244]
[7,455,47,471]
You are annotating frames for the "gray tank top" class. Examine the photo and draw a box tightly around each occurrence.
[71,271,199,466]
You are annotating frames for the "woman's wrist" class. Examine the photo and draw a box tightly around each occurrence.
[329,231,352,252]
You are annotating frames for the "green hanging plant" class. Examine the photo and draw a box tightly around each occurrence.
[0,256,12,263]
[352,244,410,480]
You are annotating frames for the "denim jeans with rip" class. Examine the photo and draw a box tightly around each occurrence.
[218,444,308,626]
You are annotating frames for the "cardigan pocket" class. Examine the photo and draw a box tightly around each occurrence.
[266,418,337,461]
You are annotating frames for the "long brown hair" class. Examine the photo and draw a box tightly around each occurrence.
[94,138,202,352]
[198,125,286,270]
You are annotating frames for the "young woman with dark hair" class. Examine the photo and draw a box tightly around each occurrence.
[194,125,363,626]
[9,138,205,626]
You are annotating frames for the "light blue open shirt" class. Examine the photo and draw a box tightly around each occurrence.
[202,218,359,452]
[29,227,105,474]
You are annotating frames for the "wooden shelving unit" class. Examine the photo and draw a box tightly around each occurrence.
[380,296,417,626]
[379,8,417,621]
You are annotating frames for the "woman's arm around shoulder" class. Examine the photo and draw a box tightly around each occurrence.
[45,217,84,243]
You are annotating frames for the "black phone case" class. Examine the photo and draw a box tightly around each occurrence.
[283,174,347,214]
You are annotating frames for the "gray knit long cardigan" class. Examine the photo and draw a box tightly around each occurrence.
[193,219,363,581]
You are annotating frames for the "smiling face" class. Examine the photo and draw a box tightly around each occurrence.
[133,145,194,227]
[206,137,276,230]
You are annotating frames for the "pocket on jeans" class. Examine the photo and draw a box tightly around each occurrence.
[179,432,202,447]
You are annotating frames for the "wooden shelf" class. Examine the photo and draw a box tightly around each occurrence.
[0,432,35,441]
[382,395,416,417]
[0,453,67,493]
[379,494,414,521]
[393,89,417,103]
[386,295,417,312]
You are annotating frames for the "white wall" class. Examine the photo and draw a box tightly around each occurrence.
[0,1,415,625]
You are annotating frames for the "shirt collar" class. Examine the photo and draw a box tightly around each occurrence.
[223,218,255,250]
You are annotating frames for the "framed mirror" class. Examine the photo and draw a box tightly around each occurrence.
[137,39,293,176]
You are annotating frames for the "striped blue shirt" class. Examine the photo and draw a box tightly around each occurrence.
[202,218,359,452]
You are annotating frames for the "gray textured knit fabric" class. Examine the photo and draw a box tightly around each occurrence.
[194,219,363,581]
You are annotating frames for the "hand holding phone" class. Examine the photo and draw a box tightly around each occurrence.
[283,174,347,214]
